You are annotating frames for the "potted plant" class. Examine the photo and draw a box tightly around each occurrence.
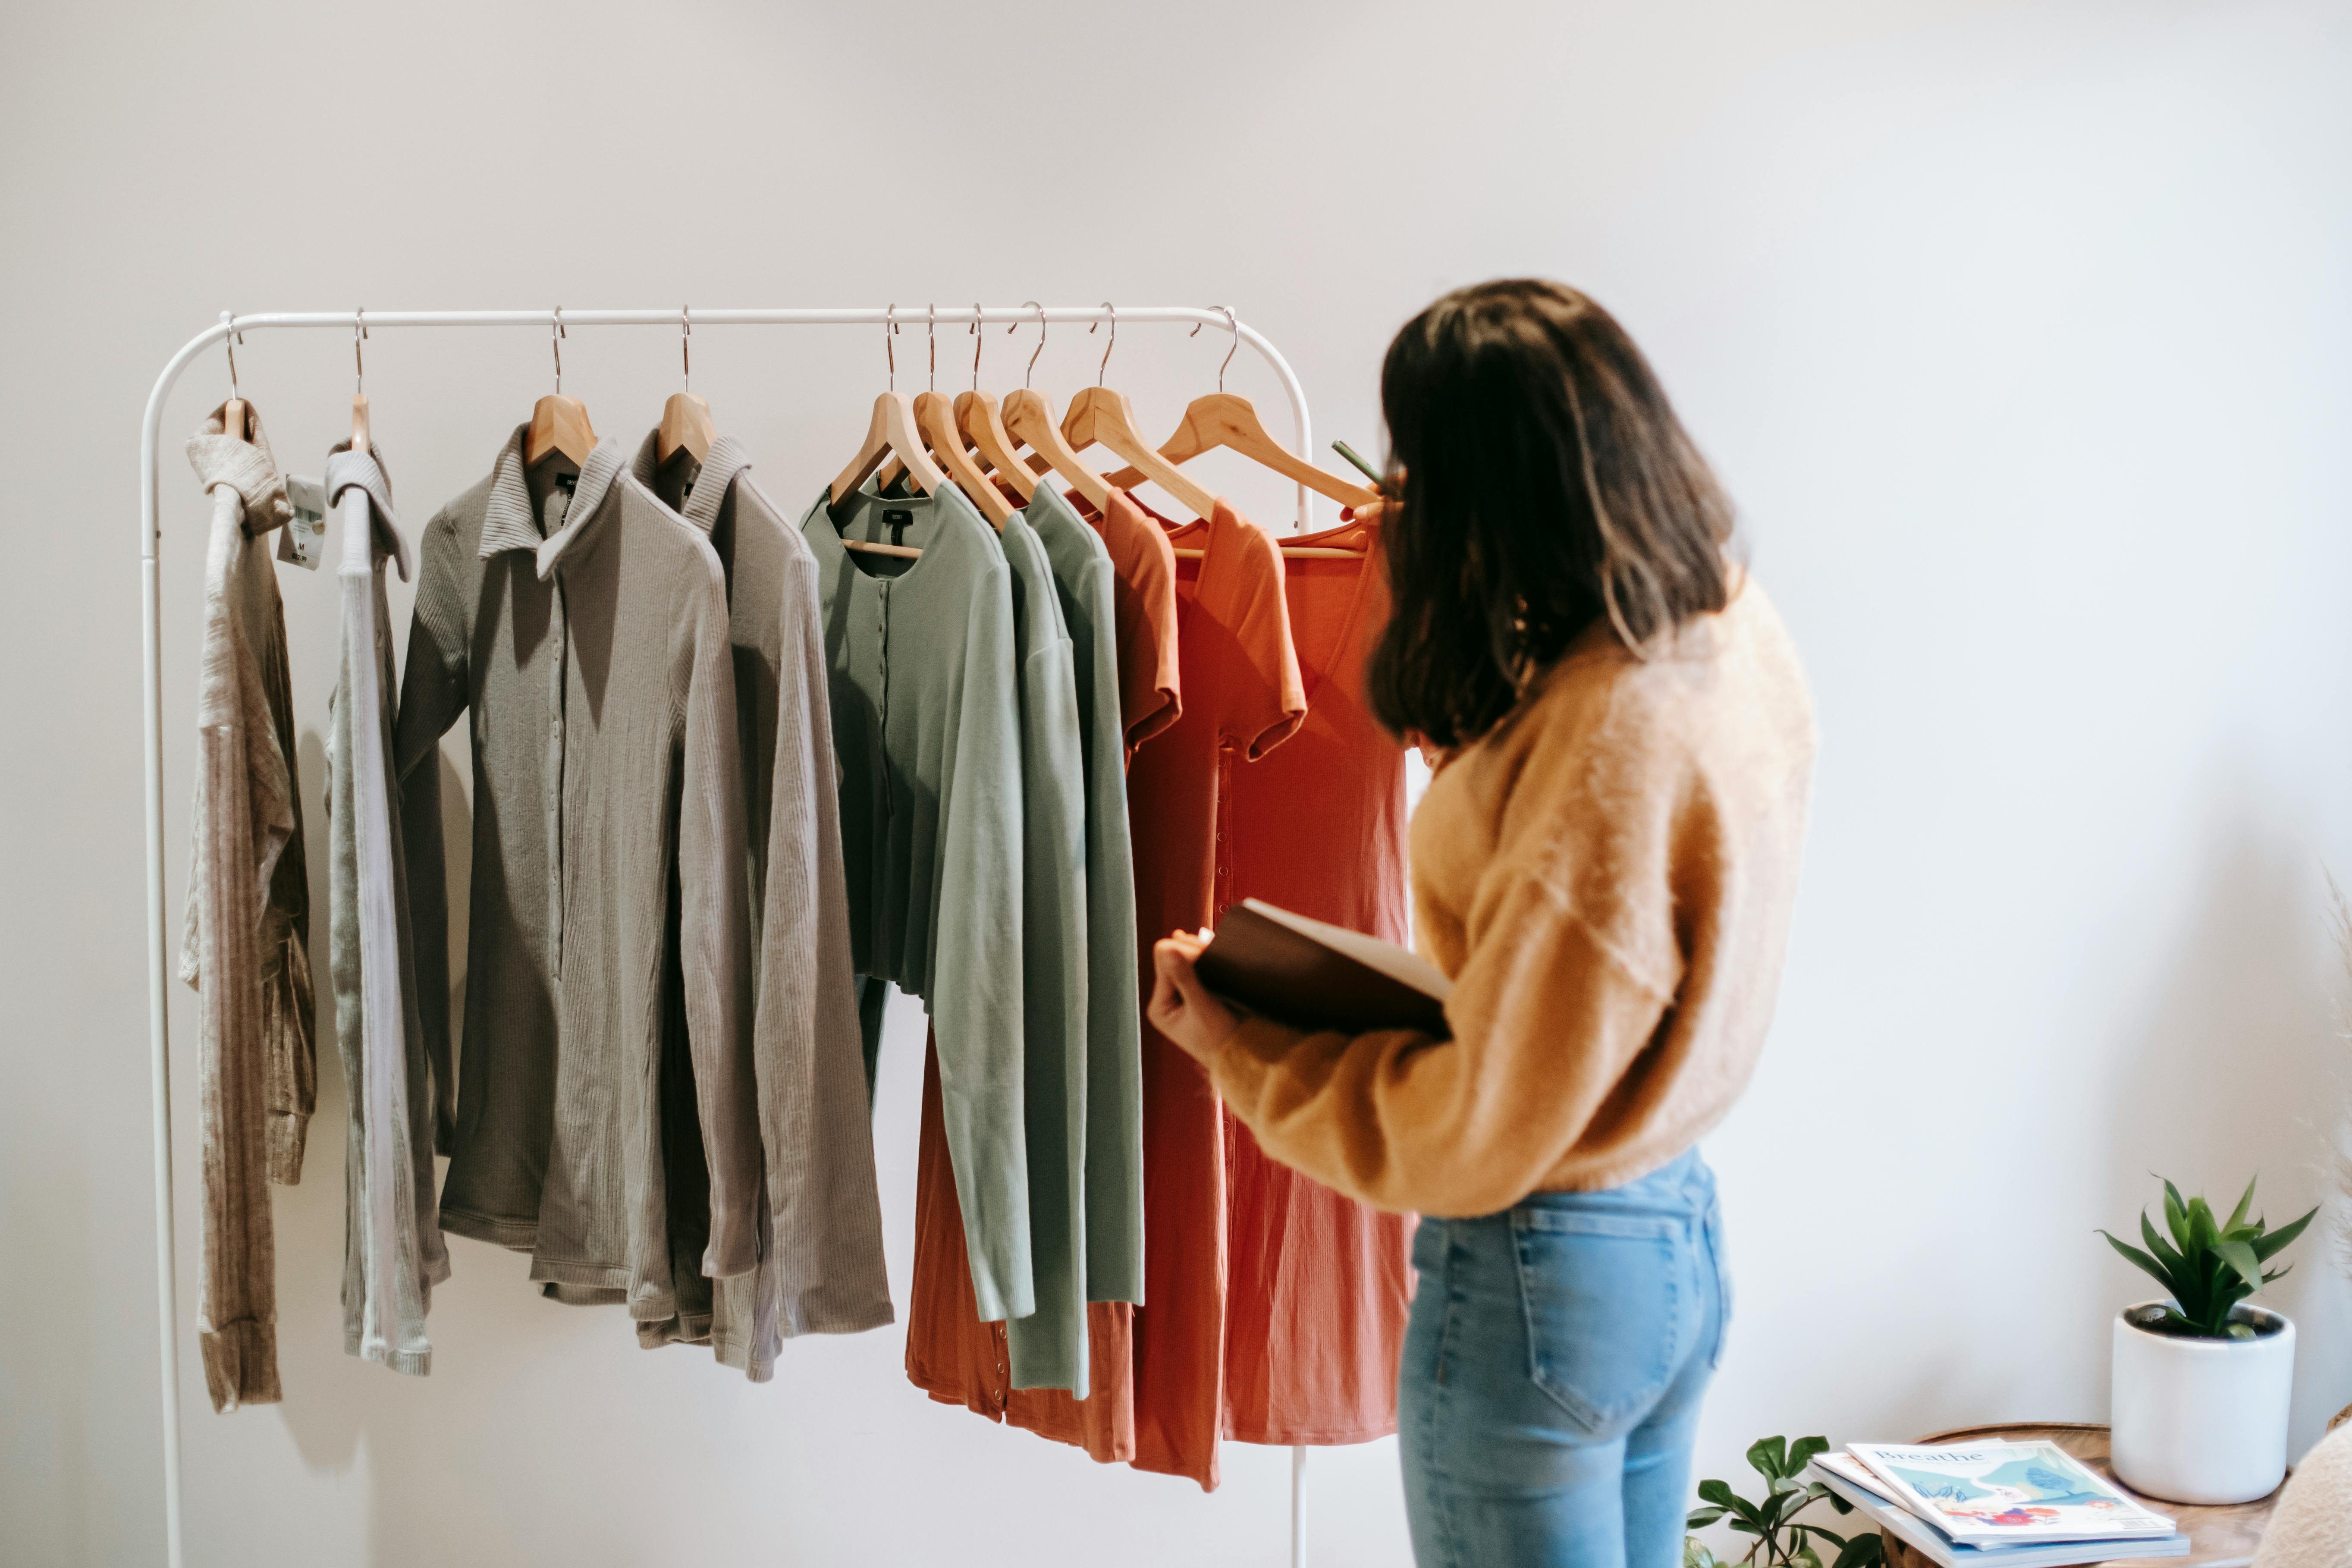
[2099,1176,2315,1504]
[1686,1436,1883,1568]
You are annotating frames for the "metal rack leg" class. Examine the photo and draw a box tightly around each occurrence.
[1291,1444,1307,1568]
[141,553,185,1568]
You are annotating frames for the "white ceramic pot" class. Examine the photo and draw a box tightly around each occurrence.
[2110,1302,2295,1505]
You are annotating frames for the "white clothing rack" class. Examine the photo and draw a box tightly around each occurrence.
[137,305,1328,1568]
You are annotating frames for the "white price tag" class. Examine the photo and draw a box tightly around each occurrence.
[279,474,326,570]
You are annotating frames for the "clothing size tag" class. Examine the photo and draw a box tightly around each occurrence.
[882,507,914,547]
[279,475,326,570]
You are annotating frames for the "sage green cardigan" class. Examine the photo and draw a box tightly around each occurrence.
[801,482,1033,1324]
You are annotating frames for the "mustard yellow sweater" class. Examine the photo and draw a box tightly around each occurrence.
[1208,577,1818,1216]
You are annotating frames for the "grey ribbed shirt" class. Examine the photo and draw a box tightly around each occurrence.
[628,433,892,1378]
[1024,485,1146,1307]
[181,402,315,1412]
[323,441,448,1376]
[803,482,1033,1324]
[395,429,761,1322]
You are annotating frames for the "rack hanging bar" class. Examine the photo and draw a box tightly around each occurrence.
[134,303,1325,1568]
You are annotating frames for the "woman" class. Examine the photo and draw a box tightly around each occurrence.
[1149,280,1818,1568]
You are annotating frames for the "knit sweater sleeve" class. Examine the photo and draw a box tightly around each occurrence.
[1208,676,1696,1217]
[672,540,763,1281]
[756,538,890,1334]
[931,557,1033,1323]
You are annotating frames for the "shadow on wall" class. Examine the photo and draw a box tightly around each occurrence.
[2096,780,2352,1458]
[261,738,633,1562]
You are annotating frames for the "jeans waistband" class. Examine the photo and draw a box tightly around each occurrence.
[1504,1148,1716,1222]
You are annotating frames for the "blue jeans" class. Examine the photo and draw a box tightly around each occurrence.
[1399,1150,1730,1568]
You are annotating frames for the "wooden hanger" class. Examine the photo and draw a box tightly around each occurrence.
[916,390,1011,528]
[1103,311,1377,510]
[952,307,1036,504]
[657,306,715,465]
[984,303,1108,510]
[899,310,1007,527]
[220,316,249,443]
[825,310,945,560]
[957,390,1035,502]
[349,311,371,456]
[877,308,1017,525]
[525,308,597,468]
[829,391,942,504]
[1060,305,1217,520]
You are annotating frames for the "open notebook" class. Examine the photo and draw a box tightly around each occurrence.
[1193,899,1451,1037]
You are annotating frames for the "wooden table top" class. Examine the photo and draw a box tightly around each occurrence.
[1876,1423,2279,1568]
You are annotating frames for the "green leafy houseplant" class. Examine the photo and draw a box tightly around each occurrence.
[1686,1436,1884,1568]
[2098,1176,2317,1340]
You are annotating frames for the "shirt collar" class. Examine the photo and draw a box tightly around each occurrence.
[477,425,543,557]
[628,430,750,533]
[476,423,625,574]
[186,402,291,534]
[531,438,626,580]
[325,440,410,582]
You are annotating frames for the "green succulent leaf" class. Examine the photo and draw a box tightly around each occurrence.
[2253,1205,2319,1262]
[2100,1231,2171,1288]
[1699,1480,1740,1510]
[2214,1237,2264,1292]
[1750,1436,1790,1481]
[2139,1211,2185,1275]
[2225,1175,2257,1233]
[1788,1437,1831,1474]
[2163,1180,2190,1247]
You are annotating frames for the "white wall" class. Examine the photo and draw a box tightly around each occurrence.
[5,2,2351,1563]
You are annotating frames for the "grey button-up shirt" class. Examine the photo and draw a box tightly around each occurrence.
[628,433,892,1379]
[396,429,761,1320]
[803,482,1033,1324]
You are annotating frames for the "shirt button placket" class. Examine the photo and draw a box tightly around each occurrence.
[547,576,568,975]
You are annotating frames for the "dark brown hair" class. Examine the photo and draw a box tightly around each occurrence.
[1365,280,1735,750]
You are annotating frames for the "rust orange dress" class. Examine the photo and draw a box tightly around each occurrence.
[1218,516,1415,1447]
[1121,500,1305,1489]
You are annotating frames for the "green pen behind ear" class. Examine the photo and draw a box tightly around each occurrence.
[1331,440,1383,485]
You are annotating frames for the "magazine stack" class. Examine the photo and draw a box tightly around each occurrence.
[1807,1442,2192,1568]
